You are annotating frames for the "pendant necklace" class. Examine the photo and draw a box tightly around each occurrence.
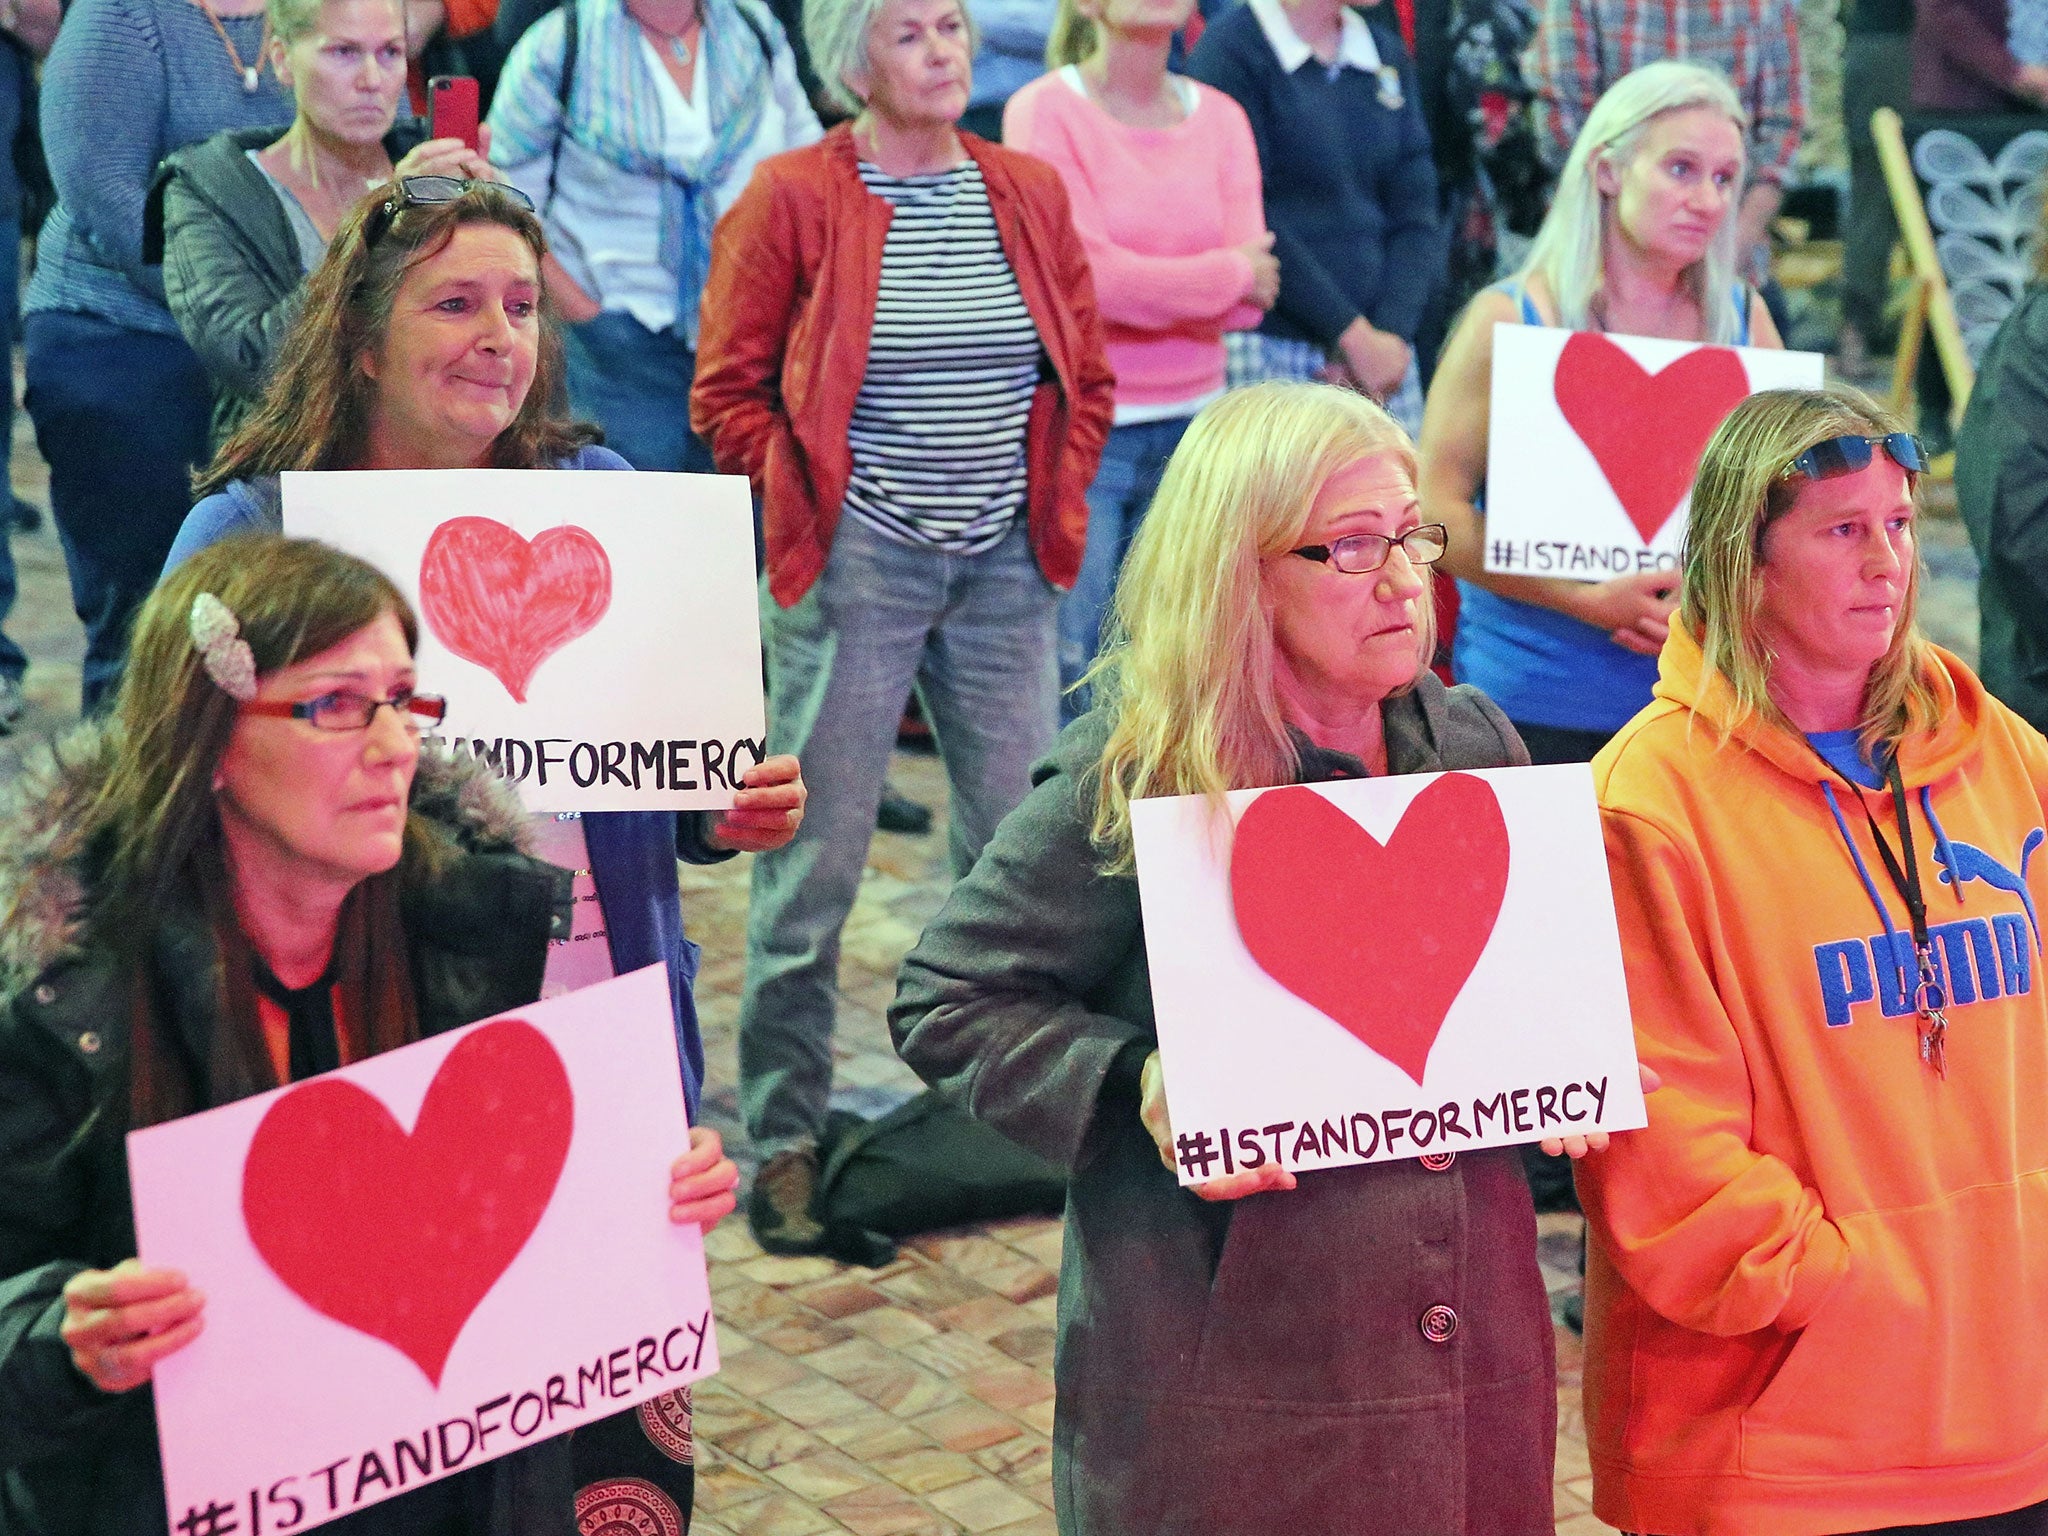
[195,0,269,92]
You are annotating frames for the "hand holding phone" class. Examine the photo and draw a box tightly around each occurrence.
[427,75,481,153]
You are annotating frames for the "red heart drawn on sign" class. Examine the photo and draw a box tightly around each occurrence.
[1552,331,1752,545]
[1229,776,1511,1086]
[418,517,612,703]
[241,1018,574,1387]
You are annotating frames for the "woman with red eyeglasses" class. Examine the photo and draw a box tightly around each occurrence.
[0,535,664,1534]
[1578,386,2048,1536]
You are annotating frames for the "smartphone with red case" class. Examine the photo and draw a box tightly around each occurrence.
[427,75,481,152]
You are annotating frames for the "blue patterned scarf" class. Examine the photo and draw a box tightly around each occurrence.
[568,0,769,343]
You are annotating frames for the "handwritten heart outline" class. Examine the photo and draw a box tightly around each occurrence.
[240,1018,575,1387]
[1552,331,1753,545]
[1228,776,1512,1086]
[418,517,613,703]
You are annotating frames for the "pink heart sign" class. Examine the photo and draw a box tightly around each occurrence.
[1229,777,1512,1086]
[418,517,612,703]
[240,1019,575,1387]
[1552,331,1753,544]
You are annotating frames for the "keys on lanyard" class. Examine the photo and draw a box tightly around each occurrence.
[1913,944,1949,1078]
[1832,747,1950,1079]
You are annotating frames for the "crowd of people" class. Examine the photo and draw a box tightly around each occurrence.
[4,0,2048,1530]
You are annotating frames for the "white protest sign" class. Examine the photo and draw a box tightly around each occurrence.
[1129,764,1645,1183]
[129,964,717,1535]
[1482,324,1824,580]
[285,469,764,812]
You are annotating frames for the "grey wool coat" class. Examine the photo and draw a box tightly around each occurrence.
[891,675,1557,1536]
[0,724,576,1536]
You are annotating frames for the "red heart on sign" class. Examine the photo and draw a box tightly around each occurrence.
[241,1019,575,1387]
[1229,777,1510,1086]
[1552,331,1752,544]
[418,517,612,703]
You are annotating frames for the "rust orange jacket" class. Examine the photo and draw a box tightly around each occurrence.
[690,123,1116,608]
[1580,623,2048,1535]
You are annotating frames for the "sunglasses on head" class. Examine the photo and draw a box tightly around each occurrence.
[1780,432,1927,483]
[364,176,537,246]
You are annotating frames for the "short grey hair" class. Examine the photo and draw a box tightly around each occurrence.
[803,0,978,117]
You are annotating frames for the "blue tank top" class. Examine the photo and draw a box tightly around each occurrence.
[1453,281,1751,731]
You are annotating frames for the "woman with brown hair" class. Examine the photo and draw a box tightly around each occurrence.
[168,178,804,1532]
[0,534,740,1535]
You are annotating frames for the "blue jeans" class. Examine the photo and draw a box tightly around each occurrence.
[739,516,1058,1153]
[564,310,714,473]
[1058,415,1190,721]
[0,216,27,685]
[25,310,213,711]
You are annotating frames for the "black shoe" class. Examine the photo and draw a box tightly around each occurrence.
[877,786,933,835]
[9,497,39,533]
[748,1146,829,1255]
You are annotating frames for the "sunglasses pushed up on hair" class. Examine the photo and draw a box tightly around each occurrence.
[364,176,537,246]
[1780,432,1929,483]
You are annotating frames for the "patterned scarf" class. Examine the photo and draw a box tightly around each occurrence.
[568,0,769,343]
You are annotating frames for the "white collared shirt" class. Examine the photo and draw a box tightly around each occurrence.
[1244,0,1383,75]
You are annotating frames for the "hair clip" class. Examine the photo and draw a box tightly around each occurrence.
[190,592,259,703]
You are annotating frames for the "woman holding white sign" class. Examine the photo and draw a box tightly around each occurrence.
[891,381,1607,1534]
[1419,60,1779,769]
[166,178,803,1529]
[0,536,741,1536]
[1578,386,2048,1534]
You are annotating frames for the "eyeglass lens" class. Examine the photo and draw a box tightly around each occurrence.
[1330,525,1449,573]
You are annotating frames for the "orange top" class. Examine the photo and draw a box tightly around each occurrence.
[1579,624,2048,1535]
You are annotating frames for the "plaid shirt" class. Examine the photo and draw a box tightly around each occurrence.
[1526,0,1807,185]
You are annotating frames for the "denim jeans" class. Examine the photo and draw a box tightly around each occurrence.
[739,516,1058,1153]
[564,310,715,474]
[1057,414,1190,721]
[25,310,213,711]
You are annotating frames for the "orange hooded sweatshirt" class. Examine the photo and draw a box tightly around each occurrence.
[1579,623,2048,1536]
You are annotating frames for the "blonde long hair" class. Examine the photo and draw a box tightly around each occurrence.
[1085,383,1432,869]
[1682,386,1947,746]
[1517,60,1748,343]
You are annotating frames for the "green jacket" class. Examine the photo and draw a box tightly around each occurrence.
[891,676,1558,1535]
[0,723,575,1536]
[1958,281,2048,735]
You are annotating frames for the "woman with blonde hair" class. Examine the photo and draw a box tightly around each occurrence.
[1578,385,2048,1534]
[1003,0,1272,716]
[891,381,1599,1535]
[1420,59,1781,770]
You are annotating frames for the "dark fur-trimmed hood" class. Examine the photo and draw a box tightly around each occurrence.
[0,721,534,1000]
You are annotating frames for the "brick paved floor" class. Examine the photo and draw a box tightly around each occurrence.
[0,396,1985,1534]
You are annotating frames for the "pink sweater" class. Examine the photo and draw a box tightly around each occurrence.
[1004,68,1267,419]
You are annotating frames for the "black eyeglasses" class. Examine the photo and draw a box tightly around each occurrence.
[1781,433,1928,482]
[242,689,449,732]
[1290,523,1449,574]
[365,176,536,245]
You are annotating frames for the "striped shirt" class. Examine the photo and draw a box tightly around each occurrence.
[844,160,1044,553]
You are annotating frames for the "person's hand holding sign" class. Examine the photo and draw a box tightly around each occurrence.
[1540,1063,1662,1158]
[705,755,806,854]
[668,1125,741,1229]
[1140,1051,1296,1201]
[1575,569,1679,657]
[60,1259,205,1394]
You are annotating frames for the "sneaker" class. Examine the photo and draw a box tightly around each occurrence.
[0,674,24,733]
[748,1145,828,1255]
